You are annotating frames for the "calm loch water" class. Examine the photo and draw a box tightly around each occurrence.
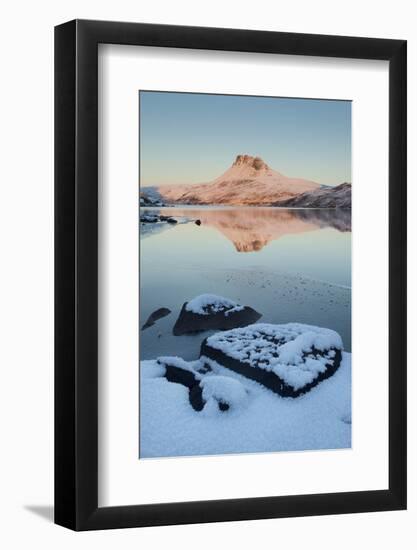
[139,207,351,360]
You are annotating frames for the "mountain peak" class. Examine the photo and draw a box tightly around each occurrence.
[233,154,269,171]
[152,154,322,206]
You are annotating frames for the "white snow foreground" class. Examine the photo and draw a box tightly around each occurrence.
[204,323,343,391]
[185,294,244,316]
[140,351,351,458]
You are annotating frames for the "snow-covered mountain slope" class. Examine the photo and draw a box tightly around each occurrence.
[276,182,352,208]
[146,154,321,206]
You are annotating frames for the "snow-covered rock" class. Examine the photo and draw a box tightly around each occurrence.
[186,294,244,316]
[151,357,249,414]
[200,375,248,414]
[201,323,343,397]
[140,213,159,223]
[140,213,177,224]
[156,356,205,411]
[157,356,202,387]
[173,294,262,335]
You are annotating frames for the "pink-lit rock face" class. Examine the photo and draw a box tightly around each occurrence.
[153,155,320,206]
[160,207,350,253]
[232,154,270,172]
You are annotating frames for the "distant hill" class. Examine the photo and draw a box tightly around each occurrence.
[143,155,321,206]
[275,182,351,208]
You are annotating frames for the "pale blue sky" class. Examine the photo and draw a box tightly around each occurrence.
[139,91,351,187]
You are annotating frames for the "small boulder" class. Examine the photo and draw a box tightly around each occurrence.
[140,213,159,223]
[141,307,171,330]
[173,294,262,336]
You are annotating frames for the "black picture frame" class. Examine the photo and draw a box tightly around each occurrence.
[55,19,407,531]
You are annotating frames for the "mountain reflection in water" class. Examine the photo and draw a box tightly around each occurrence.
[157,207,351,253]
[140,206,351,352]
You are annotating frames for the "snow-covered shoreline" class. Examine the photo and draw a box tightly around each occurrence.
[140,313,350,459]
[140,351,351,458]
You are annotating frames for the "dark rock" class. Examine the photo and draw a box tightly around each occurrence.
[159,215,178,224]
[162,363,197,389]
[157,358,205,412]
[141,307,171,330]
[140,214,159,223]
[195,219,202,226]
[173,302,262,336]
[189,384,205,411]
[140,212,179,225]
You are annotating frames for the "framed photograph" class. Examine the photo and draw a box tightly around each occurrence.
[55,19,407,530]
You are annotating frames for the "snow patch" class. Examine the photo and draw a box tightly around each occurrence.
[185,294,244,316]
[141,360,166,379]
